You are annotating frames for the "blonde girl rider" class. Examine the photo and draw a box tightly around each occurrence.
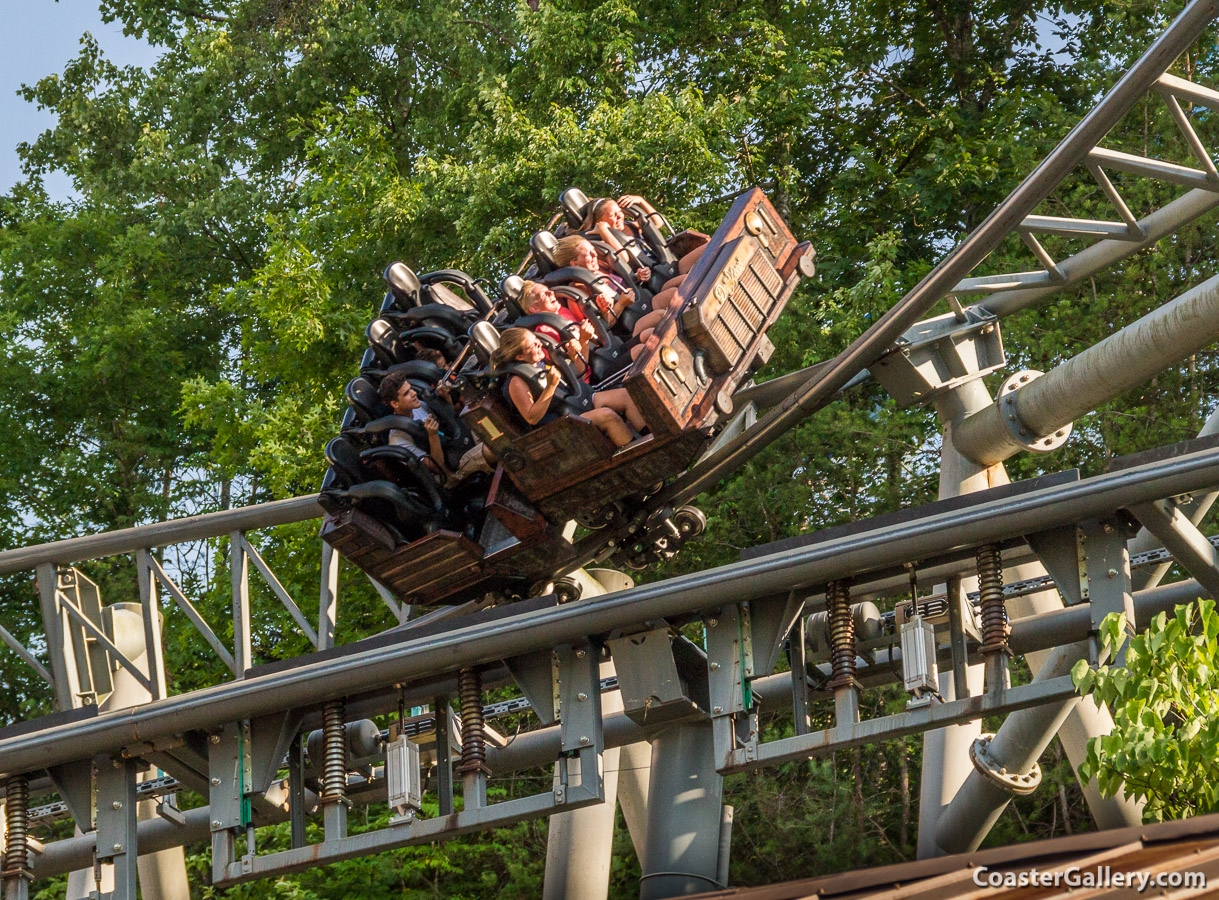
[491,328,635,447]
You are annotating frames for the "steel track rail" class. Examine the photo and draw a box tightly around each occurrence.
[2,442,1218,777]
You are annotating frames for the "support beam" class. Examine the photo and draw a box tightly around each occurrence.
[148,556,237,674]
[639,722,724,899]
[319,543,339,651]
[136,550,167,701]
[1130,499,1219,597]
[0,496,324,578]
[954,273,1219,465]
[918,378,991,859]
[241,537,319,647]
[0,624,52,686]
[231,532,252,678]
[934,642,1086,855]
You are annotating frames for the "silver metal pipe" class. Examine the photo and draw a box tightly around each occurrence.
[639,722,724,899]
[3,446,1219,777]
[954,273,1219,465]
[1130,402,1219,590]
[659,0,1219,509]
[934,641,1086,855]
[27,573,1204,879]
[0,496,323,576]
[918,379,992,859]
[1009,577,1204,654]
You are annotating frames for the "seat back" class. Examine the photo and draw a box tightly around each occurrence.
[403,304,470,335]
[367,318,407,369]
[325,436,366,487]
[560,188,591,229]
[530,231,560,275]
[420,270,495,315]
[387,359,445,388]
[345,377,384,424]
[469,321,501,366]
[384,262,422,307]
[500,275,527,319]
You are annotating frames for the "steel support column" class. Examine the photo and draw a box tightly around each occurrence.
[542,568,651,898]
[639,722,724,899]
[543,661,621,900]
[917,380,992,859]
[1130,498,1219,597]
[934,641,1087,855]
[1130,403,1219,591]
[67,603,189,900]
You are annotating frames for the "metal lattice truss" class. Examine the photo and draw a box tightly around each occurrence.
[955,73,1219,305]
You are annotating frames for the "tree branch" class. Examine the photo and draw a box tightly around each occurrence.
[163,3,229,24]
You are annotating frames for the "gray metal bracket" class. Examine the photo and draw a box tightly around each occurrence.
[871,308,1005,407]
[1080,518,1137,665]
[93,755,139,900]
[60,569,113,708]
[207,723,245,883]
[1129,497,1219,598]
[706,606,755,768]
[749,591,805,677]
[504,649,558,725]
[556,642,602,762]
[1027,525,1087,606]
[46,763,95,831]
[248,709,305,795]
[607,629,701,726]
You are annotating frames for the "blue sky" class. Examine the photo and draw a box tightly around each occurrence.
[0,0,160,196]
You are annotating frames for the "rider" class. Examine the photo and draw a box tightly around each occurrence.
[582,194,705,290]
[518,283,649,433]
[377,369,451,478]
[491,328,636,447]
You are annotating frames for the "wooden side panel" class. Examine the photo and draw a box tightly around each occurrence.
[485,467,552,542]
[534,429,709,522]
[499,416,618,498]
[323,511,488,605]
[625,188,803,436]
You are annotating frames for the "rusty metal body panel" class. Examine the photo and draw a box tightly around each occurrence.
[625,188,808,437]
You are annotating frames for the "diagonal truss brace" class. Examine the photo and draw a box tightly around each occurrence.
[1128,498,1219,598]
[55,589,153,695]
[146,554,238,674]
[953,61,1219,301]
[238,535,319,648]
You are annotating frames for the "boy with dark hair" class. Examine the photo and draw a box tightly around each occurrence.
[377,371,449,477]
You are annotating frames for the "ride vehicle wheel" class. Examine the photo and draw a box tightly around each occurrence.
[674,506,707,539]
[576,503,621,529]
[553,576,583,604]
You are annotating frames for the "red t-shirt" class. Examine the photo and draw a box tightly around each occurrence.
[532,307,592,382]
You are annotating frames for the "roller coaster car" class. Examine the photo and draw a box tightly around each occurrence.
[321,188,812,605]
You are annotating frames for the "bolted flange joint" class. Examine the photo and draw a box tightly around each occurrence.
[969,733,1042,796]
[995,370,1072,454]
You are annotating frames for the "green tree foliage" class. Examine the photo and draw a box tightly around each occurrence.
[2,0,1219,893]
[1072,601,1219,822]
